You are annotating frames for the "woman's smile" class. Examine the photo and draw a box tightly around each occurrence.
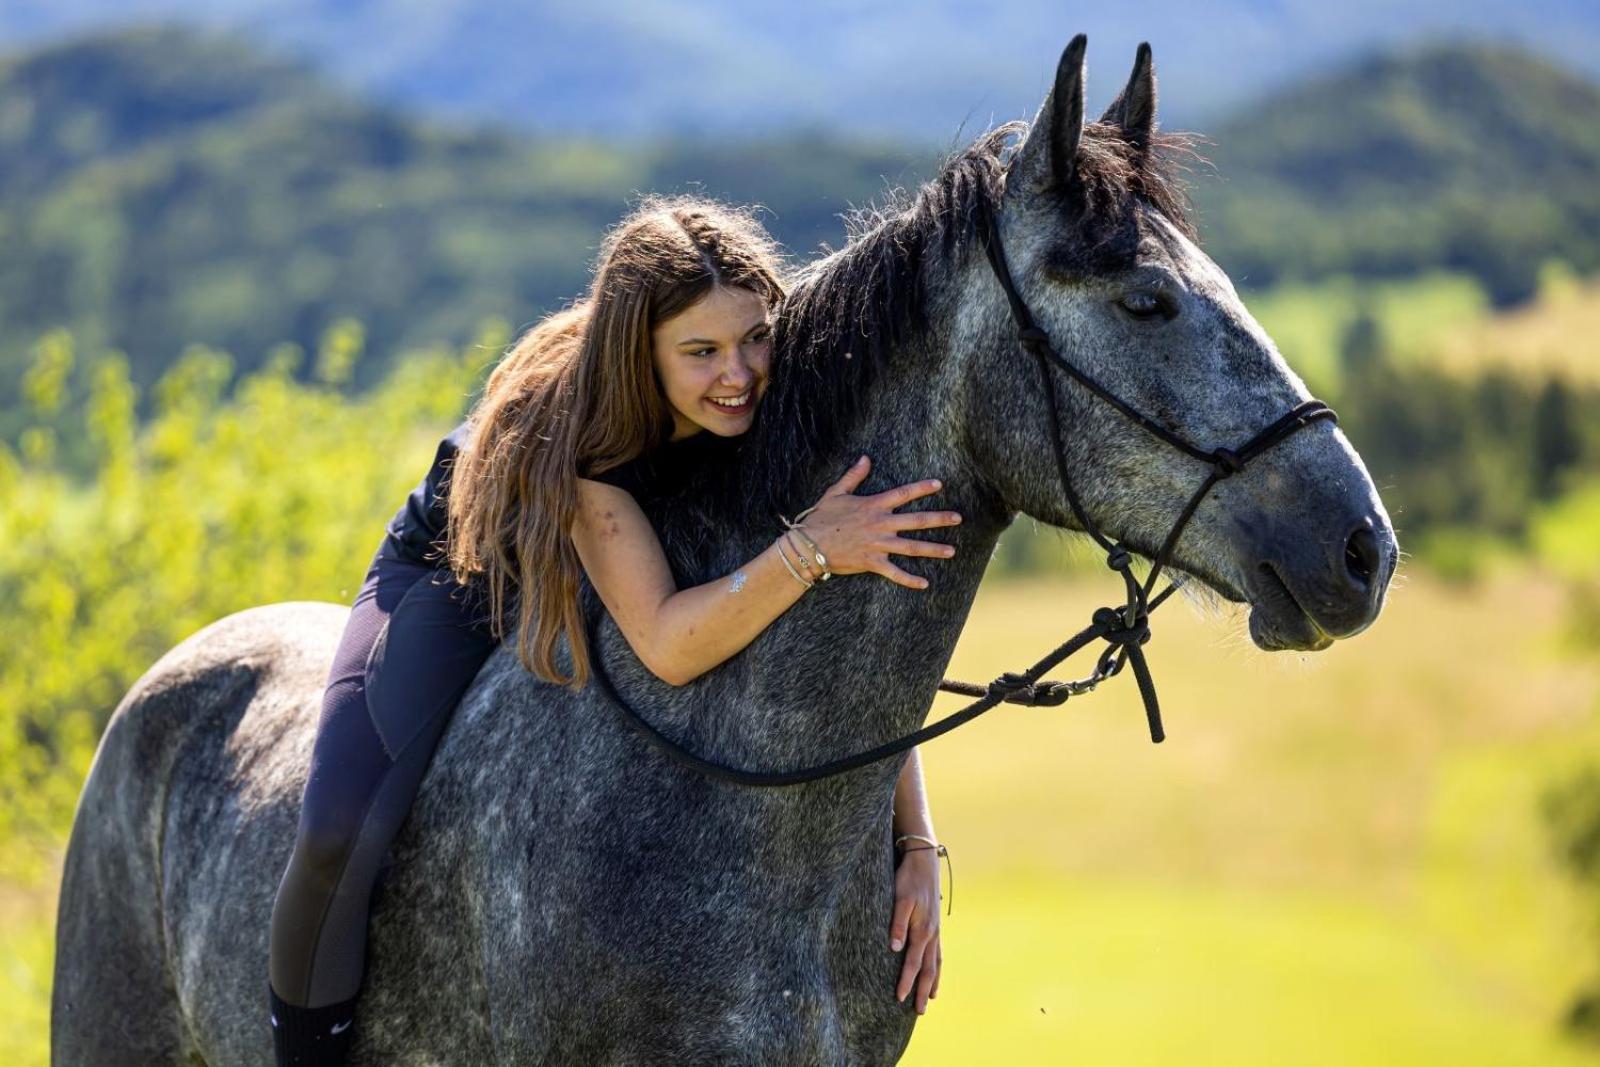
[706,388,754,414]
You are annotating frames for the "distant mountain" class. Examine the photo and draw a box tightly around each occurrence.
[0,27,927,409]
[1,26,1596,419]
[1194,40,1600,303]
[2,2,1599,142]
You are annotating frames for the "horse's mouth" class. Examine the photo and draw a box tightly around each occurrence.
[1166,556,1333,653]
[1243,562,1334,652]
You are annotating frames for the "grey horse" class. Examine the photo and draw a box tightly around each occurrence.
[53,36,1395,1065]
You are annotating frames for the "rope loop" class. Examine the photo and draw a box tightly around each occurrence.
[980,671,1077,707]
[986,671,1033,699]
[1105,546,1133,572]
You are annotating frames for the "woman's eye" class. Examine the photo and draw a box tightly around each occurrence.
[691,347,716,357]
[1117,291,1165,319]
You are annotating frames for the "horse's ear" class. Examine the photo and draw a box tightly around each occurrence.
[1005,34,1087,205]
[1096,42,1157,153]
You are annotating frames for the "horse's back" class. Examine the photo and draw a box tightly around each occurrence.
[52,601,345,1066]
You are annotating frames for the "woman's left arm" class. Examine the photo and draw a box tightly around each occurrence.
[889,748,942,1014]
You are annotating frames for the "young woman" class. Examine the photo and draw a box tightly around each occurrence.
[267,197,962,1065]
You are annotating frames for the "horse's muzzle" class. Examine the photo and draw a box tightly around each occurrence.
[1245,511,1396,652]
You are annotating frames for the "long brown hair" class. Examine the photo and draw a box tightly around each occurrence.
[444,195,788,690]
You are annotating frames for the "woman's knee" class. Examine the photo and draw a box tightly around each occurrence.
[290,803,365,891]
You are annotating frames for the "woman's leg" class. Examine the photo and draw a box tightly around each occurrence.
[268,546,500,1060]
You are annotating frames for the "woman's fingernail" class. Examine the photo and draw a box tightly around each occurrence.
[931,480,942,489]
[891,938,903,951]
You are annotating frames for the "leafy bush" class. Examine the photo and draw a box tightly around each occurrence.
[0,318,504,881]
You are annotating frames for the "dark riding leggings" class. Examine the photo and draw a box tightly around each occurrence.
[268,536,502,1007]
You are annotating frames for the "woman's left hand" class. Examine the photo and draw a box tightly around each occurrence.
[889,845,942,1013]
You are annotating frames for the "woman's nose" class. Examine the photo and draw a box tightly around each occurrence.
[720,353,754,387]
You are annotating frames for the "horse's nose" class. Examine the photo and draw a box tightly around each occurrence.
[1343,522,1383,592]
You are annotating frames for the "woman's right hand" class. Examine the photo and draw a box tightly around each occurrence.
[793,455,963,590]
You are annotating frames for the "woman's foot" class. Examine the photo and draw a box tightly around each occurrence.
[268,982,358,1066]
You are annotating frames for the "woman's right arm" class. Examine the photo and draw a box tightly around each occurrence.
[569,454,961,686]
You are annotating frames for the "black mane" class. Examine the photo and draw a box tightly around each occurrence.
[731,118,1204,528]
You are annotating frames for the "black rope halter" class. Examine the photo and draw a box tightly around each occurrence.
[585,198,1337,786]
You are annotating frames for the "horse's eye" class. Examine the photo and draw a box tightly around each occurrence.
[1116,290,1165,319]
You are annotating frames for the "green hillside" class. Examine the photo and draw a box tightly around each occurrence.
[0,26,926,414]
[1195,40,1600,304]
[3,27,1597,421]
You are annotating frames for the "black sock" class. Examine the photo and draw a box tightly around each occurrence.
[268,982,359,1067]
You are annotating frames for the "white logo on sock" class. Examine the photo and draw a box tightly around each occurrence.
[270,1015,278,1027]
[331,1020,352,1034]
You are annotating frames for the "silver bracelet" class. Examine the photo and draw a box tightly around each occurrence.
[789,525,831,579]
[894,833,941,850]
[783,530,819,578]
[778,505,832,580]
[774,536,813,589]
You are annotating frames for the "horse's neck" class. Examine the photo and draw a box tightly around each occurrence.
[690,347,1004,828]
[590,308,1005,867]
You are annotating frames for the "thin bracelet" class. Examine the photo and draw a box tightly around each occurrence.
[774,536,813,589]
[894,833,940,850]
[894,834,954,917]
[788,525,832,580]
[783,530,819,579]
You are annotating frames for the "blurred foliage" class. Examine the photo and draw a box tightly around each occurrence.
[1246,269,1494,395]
[0,26,926,426]
[6,29,1600,438]
[0,318,505,881]
[1197,40,1600,307]
[1332,310,1600,570]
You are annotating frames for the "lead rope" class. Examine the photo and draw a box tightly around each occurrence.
[585,200,1337,786]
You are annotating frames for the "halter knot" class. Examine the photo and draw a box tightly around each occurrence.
[1210,447,1243,478]
[1092,606,1151,648]
[1105,547,1132,572]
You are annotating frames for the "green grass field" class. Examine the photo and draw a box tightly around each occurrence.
[902,567,1600,1064]
[5,565,1598,1064]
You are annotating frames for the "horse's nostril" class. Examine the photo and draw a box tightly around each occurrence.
[1344,525,1381,589]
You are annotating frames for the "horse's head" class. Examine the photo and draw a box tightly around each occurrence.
[966,36,1396,651]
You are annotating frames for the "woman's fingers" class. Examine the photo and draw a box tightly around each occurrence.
[875,478,942,509]
[873,559,930,590]
[885,537,955,560]
[914,935,940,1012]
[823,455,872,498]
[888,895,915,952]
[896,923,936,1004]
[887,509,963,531]
[930,943,941,999]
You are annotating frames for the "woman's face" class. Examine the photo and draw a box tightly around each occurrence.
[651,284,773,441]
